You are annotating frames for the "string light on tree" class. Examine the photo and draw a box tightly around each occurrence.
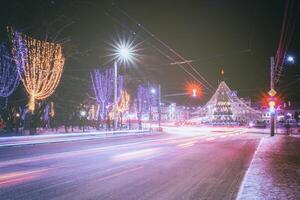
[0,44,20,99]
[90,68,124,121]
[117,90,130,113]
[10,29,65,112]
[50,102,55,117]
[90,68,114,120]
[136,85,151,127]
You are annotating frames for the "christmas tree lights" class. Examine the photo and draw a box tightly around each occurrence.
[0,44,20,98]
[137,85,150,115]
[10,29,65,112]
[90,68,114,120]
[193,81,261,124]
[91,67,125,120]
[117,90,130,113]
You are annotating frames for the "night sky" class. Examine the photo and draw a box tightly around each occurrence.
[0,0,299,112]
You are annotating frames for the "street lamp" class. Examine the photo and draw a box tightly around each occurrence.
[112,39,137,130]
[287,56,295,63]
[80,110,87,117]
[112,39,137,66]
[287,55,295,64]
[79,109,87,132]
[150,88,156,94]
[149,85,161,130]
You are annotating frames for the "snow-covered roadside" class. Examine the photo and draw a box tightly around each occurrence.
[0,130,152,147]
[237,136,300,200]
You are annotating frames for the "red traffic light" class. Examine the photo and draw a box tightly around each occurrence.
[185,81,203,98]
[192,89,197,97]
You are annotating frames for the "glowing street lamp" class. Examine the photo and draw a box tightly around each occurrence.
[287,55,294,64]
[80,110,87,117]
[111,39,138,66]
[120,47,130,59]
[112,39,137,129]
[150,88,156,94]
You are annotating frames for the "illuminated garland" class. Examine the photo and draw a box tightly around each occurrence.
[117,90,130,113]
[137,85,150,114]
[109,90,130,120]
[194,81,261,122]
[90,68,124,120]
[50,102,55,117]
[90,68,114,120]
[10,29,65,112]
[0,44,20,98]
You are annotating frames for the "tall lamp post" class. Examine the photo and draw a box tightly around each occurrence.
[114,61,118,130]
[112,41,136,130]
[150,85,161,131]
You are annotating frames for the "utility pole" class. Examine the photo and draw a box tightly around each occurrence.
[114,61,118,130]
[270,56,275,136]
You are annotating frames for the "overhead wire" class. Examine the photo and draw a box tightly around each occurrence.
[103,8,215,93]
[110,3,216,92]
[275,0,299,84]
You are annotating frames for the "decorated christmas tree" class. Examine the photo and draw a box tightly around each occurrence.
[213,86,234,123]
[193,81,261,124]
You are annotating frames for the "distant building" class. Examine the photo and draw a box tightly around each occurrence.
[128,101,192,121]
[151,103,191,121]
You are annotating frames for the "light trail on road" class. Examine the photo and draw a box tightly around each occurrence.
[0,127,263,200]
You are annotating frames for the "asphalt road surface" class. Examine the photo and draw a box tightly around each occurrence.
[0,127,263,200]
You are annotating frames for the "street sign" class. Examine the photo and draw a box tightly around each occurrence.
[268,89,277,97]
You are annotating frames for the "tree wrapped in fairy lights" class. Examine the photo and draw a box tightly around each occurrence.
[90,68,114,121]
[117,90,130,113]
[0,44,20,104]
[110,90,130,126]
[137,85,150,129]
[90,68,124,121]
[10,29,65,112]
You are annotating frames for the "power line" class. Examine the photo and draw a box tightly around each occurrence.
[274,0,299,84]
[103,7,215,93]
[111,3,216,92]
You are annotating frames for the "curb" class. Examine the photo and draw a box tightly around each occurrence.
[236,137,264,200]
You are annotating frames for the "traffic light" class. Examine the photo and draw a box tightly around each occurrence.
[192,89,197,97]
[185,81,202,98]
[268,98,276,114]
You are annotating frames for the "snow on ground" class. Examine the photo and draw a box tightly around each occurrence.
[237,136,300,200]
[0,130,152,147]
[162,125,246,137]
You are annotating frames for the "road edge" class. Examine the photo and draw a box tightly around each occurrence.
[0,130,157,148]
[235,136,264,200]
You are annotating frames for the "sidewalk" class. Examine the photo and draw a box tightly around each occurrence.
[237,135,300,200]
[0,129,153,147]
[246,127,300,135]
